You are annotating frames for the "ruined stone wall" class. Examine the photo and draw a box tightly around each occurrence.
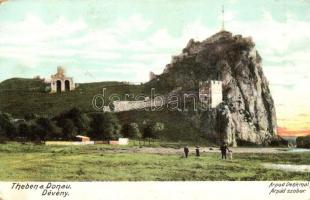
[104,99,165,112]
[113,101,149,112]
[210,81,222,108]
[199,80,223,108]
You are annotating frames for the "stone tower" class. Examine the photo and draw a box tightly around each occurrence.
[199,80,223,108]
[50,66,75,93]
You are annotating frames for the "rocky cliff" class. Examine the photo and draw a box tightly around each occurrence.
[147,30,278,146]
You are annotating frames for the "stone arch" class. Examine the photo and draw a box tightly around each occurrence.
[65,80,70,91]
[56,80,62,93]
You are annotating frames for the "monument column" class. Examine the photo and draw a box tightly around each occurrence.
[61,80,65,92]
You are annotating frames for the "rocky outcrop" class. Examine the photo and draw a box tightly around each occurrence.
[150,30,278,146]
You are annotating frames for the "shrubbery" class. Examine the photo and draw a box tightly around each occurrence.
[142,121,165,144]
[89,112,121,140]
[0,108,166,143]
[0,112,16,140]
[296,136,310,148]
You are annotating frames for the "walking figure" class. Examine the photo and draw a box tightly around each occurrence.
[220,142,230,159]
[184,146,189,158]
[195,146,200,157]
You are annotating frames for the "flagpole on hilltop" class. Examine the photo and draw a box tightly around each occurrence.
[221,5,225,31]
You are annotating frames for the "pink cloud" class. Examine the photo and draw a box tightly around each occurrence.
[278,127,310,137]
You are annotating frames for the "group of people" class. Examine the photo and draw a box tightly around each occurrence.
[183,145,200,158]
[183,142,232,159]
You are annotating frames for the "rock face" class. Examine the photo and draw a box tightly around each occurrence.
[150,30,278,146]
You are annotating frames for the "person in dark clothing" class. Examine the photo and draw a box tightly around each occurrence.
[220,142,230,159]
[184,146,189,158]
[195,146,200,157]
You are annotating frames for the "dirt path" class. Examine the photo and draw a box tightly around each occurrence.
[126,147,309,155]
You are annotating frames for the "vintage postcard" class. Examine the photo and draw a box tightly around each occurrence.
[0,0,309,199]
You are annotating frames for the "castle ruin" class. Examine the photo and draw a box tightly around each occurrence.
[199,80,223,108]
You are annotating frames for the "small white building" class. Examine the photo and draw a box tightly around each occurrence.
[76,135,90,142]
[118,138,129,145]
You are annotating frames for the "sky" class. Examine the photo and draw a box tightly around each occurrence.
[0,0,309,136]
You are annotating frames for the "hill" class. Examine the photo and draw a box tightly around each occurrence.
[143,31,278,145]
[0,30,279,146]
[0,78,143,117]
[0,78,46,91]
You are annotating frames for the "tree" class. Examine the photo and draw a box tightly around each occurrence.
[24,113,38,121]
[18,122,30,138]
[34,117,61,141]
[296,136,310,148]
[0,112,16,140]
[89,113,121,140]
[65,107,90,133]
[142,121,164,144]
[29,124,41,141]
[143,124,152,139]
[122,123,141,144]
[152,122,165,137]
[55,107,90,135]
[62,119,77,140]
[121,124,130,137]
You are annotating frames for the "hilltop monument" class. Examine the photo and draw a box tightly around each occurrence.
[50,66,75,93]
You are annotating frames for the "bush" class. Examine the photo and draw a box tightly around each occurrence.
[24,113,38,121]
[0,134,7,143]
[296,136,310,148]
[89,113,121,140]
[268,136,288,147]
[61,119,77,140]
[142,121,164,140]
[18,122,31,138]
[55,107,90,135]
[33,117,61,141]
[121,123,141,139]
[0,112,17,139]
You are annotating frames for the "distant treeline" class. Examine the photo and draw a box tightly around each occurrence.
[0,108,164,143]
[296,135,310,148]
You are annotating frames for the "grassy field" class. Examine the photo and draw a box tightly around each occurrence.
[0,143,309,181]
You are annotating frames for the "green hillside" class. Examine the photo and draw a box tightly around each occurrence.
[0,78,144,117]
[0,78,46,91]
[116,109,206,143]
[0,78,210,143]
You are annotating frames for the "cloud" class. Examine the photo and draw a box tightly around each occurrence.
[278,127,310,137]
[227,0,239,4]
[0,14,87,45]
[182,20,215,42]
[115,14,151,33]
[1,10,309,85]
[229,10,310,53]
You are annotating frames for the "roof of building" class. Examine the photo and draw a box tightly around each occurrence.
[76,135,90,139]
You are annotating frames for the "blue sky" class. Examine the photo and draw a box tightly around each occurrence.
[0,0,310,134]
